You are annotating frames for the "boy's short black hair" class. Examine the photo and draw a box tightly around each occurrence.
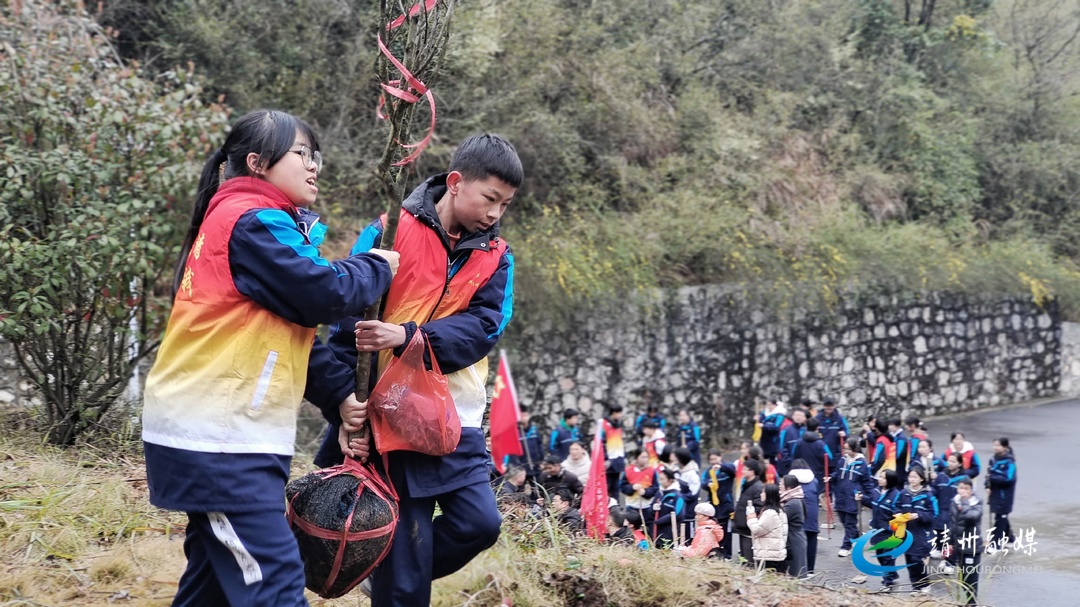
[543,454,562,466]
[904,415,920,427]
[806,418,820,432]
[707,448,723,458]
[608,507,626,527]
[552,488,573,504]
[625,508,643,529]
[744,459,763,477]
[607,403,624,414]
[449,133,523,188]
[642,419,660,429]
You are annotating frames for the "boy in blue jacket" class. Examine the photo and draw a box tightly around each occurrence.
[549,408,580,461]
[674,409,702,465]
[634,404,666,442]
[506,407,545,482]
[813,398,849,459]
[986,437,1017,550]
[777,407,808,476]
[757,399,788,464]
[702,448,737,558]
[792,417,833,491]
[307,134,523,607]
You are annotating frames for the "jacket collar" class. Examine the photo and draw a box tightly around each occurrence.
[210,177,294,214]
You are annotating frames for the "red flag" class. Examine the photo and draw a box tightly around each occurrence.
[580,420,610,541]
[489,351,521,474]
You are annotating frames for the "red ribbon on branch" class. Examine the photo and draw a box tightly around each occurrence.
[378,0,439,166]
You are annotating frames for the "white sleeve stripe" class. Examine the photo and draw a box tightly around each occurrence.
[207,512,264,586]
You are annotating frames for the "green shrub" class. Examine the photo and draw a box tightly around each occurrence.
[0,1,229,444]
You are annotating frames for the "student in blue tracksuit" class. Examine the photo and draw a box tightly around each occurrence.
[986,437,1017,549]
[507,409,545,482]
[792,418,833,494]
[549,408,581,461]
[652,466,687,548]
[900,467,939,594]
[674,409,703,465]
[634,404,666,442]
[757,400,789,464]
[702,448,737,559]
[813,398,849,459]
[777,408,808,476]
[832,438,877,557]
[869,469,902,592]
[929,450,968,560]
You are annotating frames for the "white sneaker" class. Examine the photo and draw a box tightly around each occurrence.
[821,523,836,529]
[941,565,957,575]
[930,549,942,559]
[837,548,851,557]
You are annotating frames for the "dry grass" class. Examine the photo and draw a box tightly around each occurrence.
[0,423,939,607]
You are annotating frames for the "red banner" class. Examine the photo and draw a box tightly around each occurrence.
[489,351,521,473]
[579,420,610,541]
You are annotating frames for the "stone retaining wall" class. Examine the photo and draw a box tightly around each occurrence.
[506,289,1064,445]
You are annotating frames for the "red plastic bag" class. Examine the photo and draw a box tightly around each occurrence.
[368,331,461,456]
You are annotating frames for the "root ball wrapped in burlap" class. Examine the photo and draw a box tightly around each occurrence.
[285,459,398,598]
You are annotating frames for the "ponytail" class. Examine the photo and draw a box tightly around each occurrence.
[170,110,320,295]
[173,148,226,295]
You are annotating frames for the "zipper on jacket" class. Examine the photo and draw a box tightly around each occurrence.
[425,250,470,323]
[425,259,453,323]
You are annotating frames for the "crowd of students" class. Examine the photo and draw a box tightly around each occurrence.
[493,399,1019,605]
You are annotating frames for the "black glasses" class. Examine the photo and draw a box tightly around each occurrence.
[291,145,323,172]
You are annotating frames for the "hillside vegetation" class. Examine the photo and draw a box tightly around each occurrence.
[4,2,1080,449]
[91,0,1080,316]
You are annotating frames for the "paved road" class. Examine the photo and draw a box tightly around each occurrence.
[803,398,1080,606]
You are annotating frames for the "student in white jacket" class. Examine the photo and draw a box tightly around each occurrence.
[746,482,788,572]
